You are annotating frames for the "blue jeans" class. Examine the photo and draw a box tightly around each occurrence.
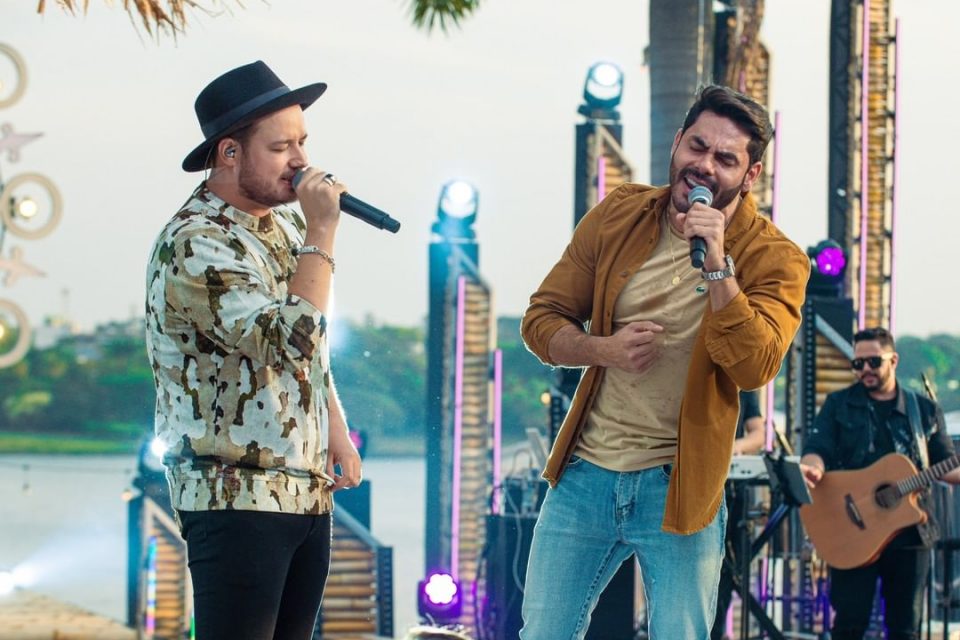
[520,457,726,640]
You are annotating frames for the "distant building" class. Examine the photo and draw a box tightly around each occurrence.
[41,316,145,362]
[32,315,80,350]
[947,411,960,437]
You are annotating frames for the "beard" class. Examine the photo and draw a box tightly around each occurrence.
[859,367,893,391]
[668,158,746,213]
[238,159,296,209]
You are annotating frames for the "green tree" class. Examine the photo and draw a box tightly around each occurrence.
[497,317,556,444]
[897,334,960,411]
[0,330,153,443]
[330,317,427,455]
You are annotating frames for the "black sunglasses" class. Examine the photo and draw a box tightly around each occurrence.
[851,353,893,370]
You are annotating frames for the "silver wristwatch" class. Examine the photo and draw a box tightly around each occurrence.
[701,255,736,281]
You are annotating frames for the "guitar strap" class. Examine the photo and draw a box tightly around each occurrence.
[905,389,939,547]
[905,390,929,470]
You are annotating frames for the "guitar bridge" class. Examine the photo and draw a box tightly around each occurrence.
[844,494,866,530]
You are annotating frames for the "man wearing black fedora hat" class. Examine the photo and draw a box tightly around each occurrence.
[145,60,362,640]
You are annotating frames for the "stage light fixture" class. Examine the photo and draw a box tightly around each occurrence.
[417,572,462,621]
[807,239,847,298]
[812,240,846,277]
[149,437,167,461]
[433,180,477,241]
[580,61,624,118]
[134,435,169,499]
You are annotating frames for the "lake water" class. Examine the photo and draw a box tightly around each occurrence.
[0,454,425,636]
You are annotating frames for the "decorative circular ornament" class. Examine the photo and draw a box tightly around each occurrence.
[0,172,63,239]
[0,43,28,109]
[0,299,31,368]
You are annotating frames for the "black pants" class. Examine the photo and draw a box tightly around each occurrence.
[712,484,747,640]
[179,509,333,640]
[829,545,929,640]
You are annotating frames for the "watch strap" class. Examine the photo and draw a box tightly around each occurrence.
[701,255,735,281]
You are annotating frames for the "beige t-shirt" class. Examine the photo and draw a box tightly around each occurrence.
[574,214,709,471]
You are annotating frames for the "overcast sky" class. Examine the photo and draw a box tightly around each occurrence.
[1,0,957,339]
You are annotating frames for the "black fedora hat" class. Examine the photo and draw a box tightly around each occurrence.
[182,60,326,172]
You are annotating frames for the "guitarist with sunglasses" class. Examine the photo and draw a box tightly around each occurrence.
[799,327,960,640]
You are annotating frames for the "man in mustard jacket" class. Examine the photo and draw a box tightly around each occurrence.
[519,85,809,639]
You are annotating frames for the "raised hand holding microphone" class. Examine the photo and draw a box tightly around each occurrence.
[678,181,740,311]
[687,185,713,268]
[286,167,346,315]
[293,167,348,232]
[293,167,401,233]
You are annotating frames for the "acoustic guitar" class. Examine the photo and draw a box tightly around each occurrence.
[799,452,960,569]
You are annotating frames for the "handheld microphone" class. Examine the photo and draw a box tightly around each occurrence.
[687,185,713,269]
[292,169,401,234]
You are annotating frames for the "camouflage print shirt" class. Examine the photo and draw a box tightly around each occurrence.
[145,184,334,516]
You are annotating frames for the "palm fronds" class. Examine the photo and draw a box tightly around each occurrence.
[37,0,239,38]
[408,0,481,33]
[37,0,481,37]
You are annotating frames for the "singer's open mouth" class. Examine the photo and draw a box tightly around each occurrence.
[683,175,713,191]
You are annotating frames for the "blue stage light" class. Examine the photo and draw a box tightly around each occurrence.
[583,61,624,112]
[439,181,477,220]
[433,181,478,241]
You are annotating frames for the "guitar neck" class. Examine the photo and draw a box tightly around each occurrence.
[898,454,960,495]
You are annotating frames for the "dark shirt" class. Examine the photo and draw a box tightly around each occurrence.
[870,397,897,458]
[737,390,762,440]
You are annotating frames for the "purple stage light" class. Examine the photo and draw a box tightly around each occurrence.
[814,245,846,276]
[417,572,463,621]
[806,240,847,298]
[423,573,458,605]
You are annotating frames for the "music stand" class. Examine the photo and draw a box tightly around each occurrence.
[729,453,810,640]
[763,454,812,508]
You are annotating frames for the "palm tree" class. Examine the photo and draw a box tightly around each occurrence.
[407,0,481,31]
[38,0,480,36]
[648,0,714,185]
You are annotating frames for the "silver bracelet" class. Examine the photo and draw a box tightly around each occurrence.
[294,245,336,273]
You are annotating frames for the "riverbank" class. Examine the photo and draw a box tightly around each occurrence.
[0,454,426,635]
[0,432,139,454]
[0,431,429,456]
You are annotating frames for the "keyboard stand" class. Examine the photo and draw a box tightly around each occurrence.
[726,453,812,640]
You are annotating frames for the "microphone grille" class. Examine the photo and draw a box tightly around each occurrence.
[688,185,713,206]
[292,169,305,190]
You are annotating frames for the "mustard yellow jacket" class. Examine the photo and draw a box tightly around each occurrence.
[521,184,810,534]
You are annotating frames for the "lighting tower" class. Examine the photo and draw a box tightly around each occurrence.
[573,62,633,228]
[563,61,636,426]
[827,0,898,332]
[424,180,498,634]
[566,61,638,640]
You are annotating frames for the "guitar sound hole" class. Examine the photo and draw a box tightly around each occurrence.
[875,484,899,510]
